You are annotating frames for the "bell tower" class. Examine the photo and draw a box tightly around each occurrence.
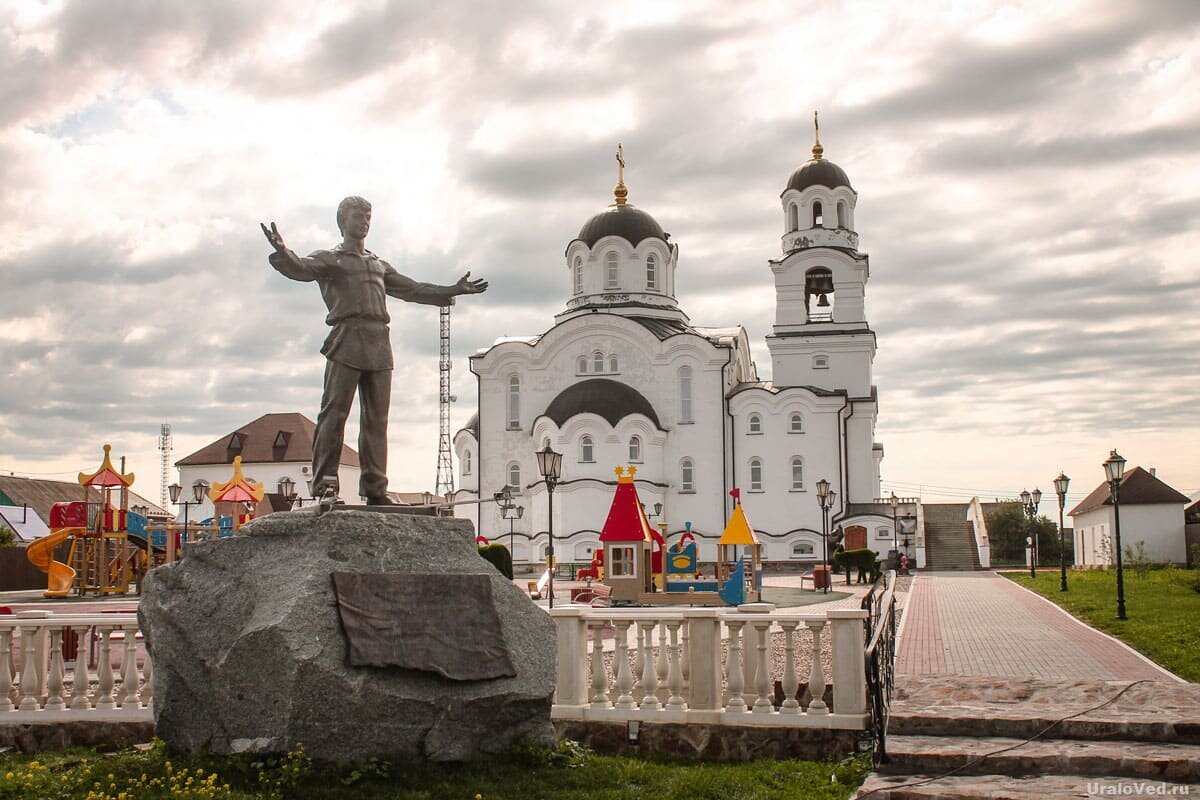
[766,113,875,396]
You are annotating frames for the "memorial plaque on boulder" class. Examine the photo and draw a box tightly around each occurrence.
[139,511,555,762]
[332,572,516,679]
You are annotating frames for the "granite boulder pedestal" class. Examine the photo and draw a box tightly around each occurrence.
[138,510,555,762]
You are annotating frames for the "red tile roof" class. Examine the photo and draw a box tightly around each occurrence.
[1069,467,1191,516]
[175,412,358,468]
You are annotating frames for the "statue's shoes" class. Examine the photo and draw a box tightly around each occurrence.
[365,495,397,506]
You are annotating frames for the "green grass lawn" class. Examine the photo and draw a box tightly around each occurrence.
[0,740,870,800]
[1006,567,1200,682]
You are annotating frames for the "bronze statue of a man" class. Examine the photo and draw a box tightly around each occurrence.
[262,197,487,505]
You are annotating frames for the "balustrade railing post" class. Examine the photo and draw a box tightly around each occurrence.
[45,628,66,711]
[724,618,747,713]
[613,620,637,710]
[828,609,869,716]
[95,627,116,710]
[779,620,801,714]
[637,620,661,710]
[17,624,40,711]
[664,620,686,711]
[681,610,721,711]
[0,629,14,712]
[751,619,773,713]
[549,607,589,706]
[805,619,828,714]
[139,650,153,710]
[588,619,610,707]
[654,620,669,698]
[121,629,140,711]
[70,627,92,710]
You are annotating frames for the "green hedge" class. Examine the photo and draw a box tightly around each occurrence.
[478,543,514,579]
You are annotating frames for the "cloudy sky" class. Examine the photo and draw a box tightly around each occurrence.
[1,0,1197,512]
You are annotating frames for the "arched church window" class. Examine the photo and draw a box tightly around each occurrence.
[789,413,804,433]
[748,414,762,434]
[507,462,521,492]
[749,458,763,491]
[812,201,824,228]
[629,435,641,462]
[577,356,588,374]
[680,458,695,492]
[788,203,799,232]
[605,252,619,289]
[573,256,583,294]
[837,201,847,229]
[507,375,520,429]
[593,351,605,372]
[678,366,693,423]
[580,435,594,463]
[791,456,804,491]
[646,254,657,290]
[610,355,618,372]
[462,450,472,476]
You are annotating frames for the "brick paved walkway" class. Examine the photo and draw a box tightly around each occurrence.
[896,572,1179,681]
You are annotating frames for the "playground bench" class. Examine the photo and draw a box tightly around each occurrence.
[571,583,613,607]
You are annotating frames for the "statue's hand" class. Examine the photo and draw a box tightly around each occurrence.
[455,270,488,294]
[260,221,287,254]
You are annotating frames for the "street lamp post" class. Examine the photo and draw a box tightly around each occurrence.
[277,476,300,510]
[889,491,900,566]
[1054,472,1070,592]
[1103,449,1128,620]
[816,479,836,594]
[502,502,524,558]
[535,445,563,609]
[168,480,208,544]
[1020,488,1042,578]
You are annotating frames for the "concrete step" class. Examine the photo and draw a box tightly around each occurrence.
[855,773,1198,799]
[880,734,1200,782]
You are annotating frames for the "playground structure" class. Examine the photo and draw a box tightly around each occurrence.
[26,444,144,598]
[590,468,762,607]
[27,450,264,598]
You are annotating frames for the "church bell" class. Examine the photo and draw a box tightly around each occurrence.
[816,293,830,307]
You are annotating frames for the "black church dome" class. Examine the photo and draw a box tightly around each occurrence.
[785,158,853,193]
[577,204,667,248]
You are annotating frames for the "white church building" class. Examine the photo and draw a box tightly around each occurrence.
[452,131,891,565]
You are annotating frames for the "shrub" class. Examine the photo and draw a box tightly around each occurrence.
[0,526,15,547]
[833,548,879,582]
[479,543,514,579]
[1123,540,1153,579]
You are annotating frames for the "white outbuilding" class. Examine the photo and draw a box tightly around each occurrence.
[453,131,887,566]
[1069,466,1191,566]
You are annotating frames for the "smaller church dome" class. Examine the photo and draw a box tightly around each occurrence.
[577,204,667,248]
[785,159,853,193]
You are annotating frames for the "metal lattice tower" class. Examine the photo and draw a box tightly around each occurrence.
[435,306,456,496]
[158,422,173,509]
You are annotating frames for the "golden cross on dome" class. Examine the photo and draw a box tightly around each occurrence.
[614,143,628,205]
[812,110,824,160]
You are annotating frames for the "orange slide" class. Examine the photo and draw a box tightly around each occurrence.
[26,527,81,598]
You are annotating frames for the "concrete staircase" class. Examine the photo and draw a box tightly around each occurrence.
[856,676,1200,799]
[922,504,980,571]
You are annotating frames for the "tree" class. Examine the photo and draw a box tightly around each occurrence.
[0,526,16,547]
[985,502,1060,564]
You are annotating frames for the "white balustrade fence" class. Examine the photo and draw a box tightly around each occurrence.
[0,612,152,721]
[551,605,868,730]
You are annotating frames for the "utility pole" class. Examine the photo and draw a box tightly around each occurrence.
[435,306,456,497]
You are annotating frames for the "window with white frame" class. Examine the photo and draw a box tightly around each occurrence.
[791,541,815,558]
[506,462,521,493]
[749,458,763,491]
[573,256,583,294]
[813,200,824,227]
[680,458,695,492]
[789,413,804,433]
[748,414,762,434]
[788,203,799,232]
[628,435,641,462]
[462,450,472,476]
[577,356,587,373]
[646,254,657,290]
[876,526,891,539]
[605,252,619,288]
[610,545,636,576]
[790,457,804,490]
[609,355,618,372]
[580,435,594,463]
[507,374,520,428]
[593,351,604,372]
[813,355,829,369]
[679,366,693,422]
